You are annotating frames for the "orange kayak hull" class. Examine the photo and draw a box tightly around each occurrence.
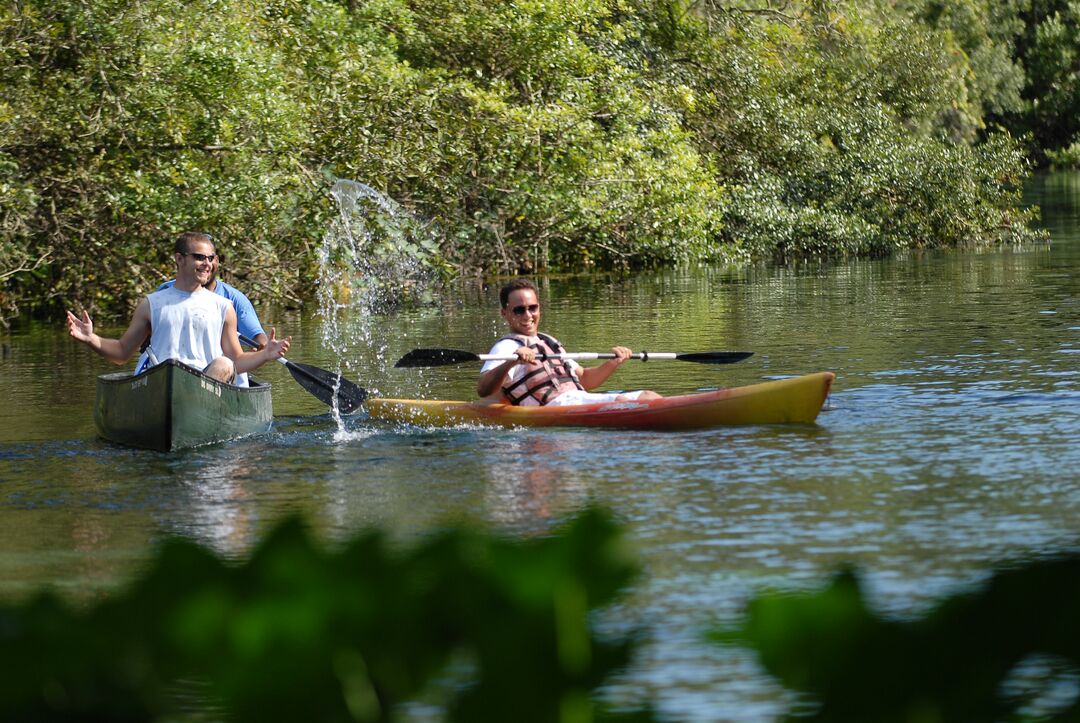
[367,372,834,430]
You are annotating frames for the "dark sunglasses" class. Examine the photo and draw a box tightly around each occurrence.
[511,303,540,316]
[180,252,216,262]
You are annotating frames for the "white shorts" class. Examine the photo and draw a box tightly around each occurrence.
[546,390,646,407]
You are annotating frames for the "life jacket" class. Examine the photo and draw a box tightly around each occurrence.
[500,333,586,406]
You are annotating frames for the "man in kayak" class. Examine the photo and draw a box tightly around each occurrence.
[66,231,290,384]
[135,237,267,386]
[477,278,662,406]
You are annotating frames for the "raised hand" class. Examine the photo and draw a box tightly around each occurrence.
[264,327,292,359]
[66,309,95,345]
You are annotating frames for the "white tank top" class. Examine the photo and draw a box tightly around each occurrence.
[146,286,230,370]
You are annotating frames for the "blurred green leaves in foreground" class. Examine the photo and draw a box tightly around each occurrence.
[4,507,1080,722]
[0,508,650,723]
[718,559,1080,722]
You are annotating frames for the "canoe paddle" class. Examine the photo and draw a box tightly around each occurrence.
[240,335,367,413]
[394,348,753,368]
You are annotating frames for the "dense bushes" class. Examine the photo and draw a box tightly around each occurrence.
[0,0,1052,324]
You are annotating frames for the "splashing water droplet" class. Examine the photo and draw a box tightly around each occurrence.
[318,179,442,423]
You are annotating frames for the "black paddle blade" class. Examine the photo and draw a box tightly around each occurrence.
[285,360,367,413]
[674,351,754,364]
[394,348,482,368]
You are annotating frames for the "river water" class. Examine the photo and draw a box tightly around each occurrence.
[2,173,1080,720]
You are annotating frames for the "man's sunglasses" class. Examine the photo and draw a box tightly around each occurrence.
[180,252,216,262]
[511,303,540,316]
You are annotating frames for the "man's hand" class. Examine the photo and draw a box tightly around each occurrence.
[66,309,96,345]
[263,327,292,359]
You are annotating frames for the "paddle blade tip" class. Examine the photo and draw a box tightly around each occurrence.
[332,380,368,413]
[336,399,364,414]
[676,350,755,364]
[393,349,437,367]
[284,361,368,411]
[394,348,481,367]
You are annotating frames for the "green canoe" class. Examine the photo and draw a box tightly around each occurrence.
[94,359,273,451]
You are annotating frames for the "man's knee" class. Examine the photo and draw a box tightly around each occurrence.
[204,356,237,384]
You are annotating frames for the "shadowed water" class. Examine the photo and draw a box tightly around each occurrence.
[2,173,1080,720]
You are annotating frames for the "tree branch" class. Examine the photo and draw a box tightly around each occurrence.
[0,249,52,282]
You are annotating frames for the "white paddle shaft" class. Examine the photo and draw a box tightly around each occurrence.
[477,352,677,362]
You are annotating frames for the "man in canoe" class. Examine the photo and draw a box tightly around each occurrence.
[66,231,290,384]
[135,235,267,386]
[152,242,266,346]
[477,278,661,406]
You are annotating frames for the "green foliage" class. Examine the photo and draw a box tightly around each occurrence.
[908,0,1080,163]
[0,0,1051,324]
[0,507,653,722]
[313,0,728,273]
[901,0,1028,129]
[719,555,1080,721]
[0,0,320,322]
[1014,0,1080,158]
[637,1,1043,259]
[7,502,1080,721]
[1046,139,1080,169]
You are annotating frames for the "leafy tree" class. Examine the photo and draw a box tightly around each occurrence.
[908,0,1080,164]
[630,0,1040,259]
[0,0,318,322]
[1015,0,1080,161]
[902,0,1028,134]
[0,0,1050,325]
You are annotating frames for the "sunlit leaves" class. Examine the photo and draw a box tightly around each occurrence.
[641,1,1043,260]
[0,0,1050,323]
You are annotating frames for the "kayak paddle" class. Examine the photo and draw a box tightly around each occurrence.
[240,335,367,413]
[394,348,753,368]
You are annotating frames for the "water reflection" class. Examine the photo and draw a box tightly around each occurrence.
[481,433,592,527]
[173,448,261,557]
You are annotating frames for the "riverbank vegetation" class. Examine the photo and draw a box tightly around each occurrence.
[1,0,1073,324]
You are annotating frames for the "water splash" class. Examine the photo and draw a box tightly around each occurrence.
[321,179,440,313]
[317,179,442,421]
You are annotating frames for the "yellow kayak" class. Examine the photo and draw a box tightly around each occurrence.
[367,372,834,430]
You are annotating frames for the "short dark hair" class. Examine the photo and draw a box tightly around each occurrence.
[499,278,538,308]
[174,231,215,255]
